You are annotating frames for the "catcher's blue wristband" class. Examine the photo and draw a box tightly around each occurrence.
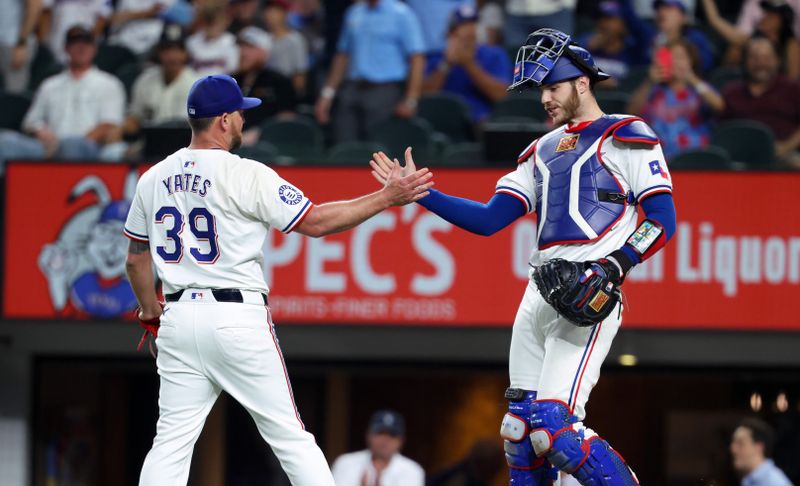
[418,189,526,236]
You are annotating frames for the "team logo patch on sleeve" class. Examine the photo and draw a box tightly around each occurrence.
[278,185,303,205]
[648,160,669,179]
[555,134,580,152]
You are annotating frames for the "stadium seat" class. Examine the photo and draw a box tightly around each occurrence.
[483,120,550,164]
[417,93,475,142]
[669,145,735,170]
[437,142,485,167]
[115,63,143,99]
[712,120,776,168]
[234,141,278,164]
[27,44,61,93]
[368,117,436,161]
[95,44,138,74]
[259,118,325,160]
[708,66,743,90]
[0,92,32,131]
[596,90,630,115]
[142,120,191,160]
[491,93,548,122]
[327,141,388,165]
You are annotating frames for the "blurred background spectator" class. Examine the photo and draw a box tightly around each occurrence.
[730,418,794,485]
[187,1,238,77]
[575,1,651,88]
[652,0,714,72]
[263,0,309,95]
[332,410,424,486]
[503,0,576,49]
[314,0,425,144]
[0,26,125,170]
[720,35,800,167]
[108,0,174,57]
[122,24,197,155]
[287,0,325,70]
[233,25,297,145]
[228,0,262,35]
[477,0,504,46]
[736,0,800,38]
[702,0,799,78]
[406,0,475,58]
[0,0,43,94]
[422,5,511,122]
[40,0,111,65]
[628,38,724,158]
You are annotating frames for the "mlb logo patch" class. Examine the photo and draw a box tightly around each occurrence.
[191,292,203,300]
[184,161,195,168]
[555,134,580,152]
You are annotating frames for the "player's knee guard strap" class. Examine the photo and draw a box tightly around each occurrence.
[529,400,639,485]
[501,388,539,470]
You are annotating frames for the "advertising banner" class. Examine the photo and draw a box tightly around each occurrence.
[4,163,799,330]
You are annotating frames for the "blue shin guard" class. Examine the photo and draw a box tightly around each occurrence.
[500,389,557,486]
[528,400,639,486]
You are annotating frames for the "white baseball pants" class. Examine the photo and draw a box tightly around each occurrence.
[139,291,335,486]
[508,280,622,421]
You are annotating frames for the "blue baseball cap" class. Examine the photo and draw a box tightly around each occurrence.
[187,74,261,119]
[368,410,405,436]
[598,1,623,17]
[654,0,687,12]
[449,4,479,30]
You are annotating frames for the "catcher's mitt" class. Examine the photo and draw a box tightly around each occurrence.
[532,258,622,327]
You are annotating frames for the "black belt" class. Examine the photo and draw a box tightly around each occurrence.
[165,289,268,305]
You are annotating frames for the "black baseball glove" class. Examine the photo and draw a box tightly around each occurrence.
[532,258,622,327]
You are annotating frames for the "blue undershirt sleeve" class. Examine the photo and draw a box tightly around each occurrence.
[417,189,527,236]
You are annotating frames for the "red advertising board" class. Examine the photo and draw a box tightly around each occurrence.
[4,163,799,330]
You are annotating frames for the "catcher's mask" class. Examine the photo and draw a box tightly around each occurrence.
[508,28,611,91]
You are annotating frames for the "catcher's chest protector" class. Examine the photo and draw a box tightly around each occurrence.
[533,115,632,250]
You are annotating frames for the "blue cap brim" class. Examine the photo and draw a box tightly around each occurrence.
[241,97,262,110]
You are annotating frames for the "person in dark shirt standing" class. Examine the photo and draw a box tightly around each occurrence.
[233,25,298,146]
[720,35,800,168]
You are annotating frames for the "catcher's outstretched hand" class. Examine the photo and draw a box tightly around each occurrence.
[370,147,419,186]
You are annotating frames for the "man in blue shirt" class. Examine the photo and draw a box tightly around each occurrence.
[422,5,512,122]
[314,0,426,143]
[731,418,794,486]
[406,0,474,57]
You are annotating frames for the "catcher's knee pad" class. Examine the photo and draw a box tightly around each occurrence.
[528,400,639,485]
[500,389,556,485]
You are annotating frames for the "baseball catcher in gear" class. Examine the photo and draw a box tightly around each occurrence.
[532,258,622,327]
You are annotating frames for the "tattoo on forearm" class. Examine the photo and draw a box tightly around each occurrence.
[128,239,150,255]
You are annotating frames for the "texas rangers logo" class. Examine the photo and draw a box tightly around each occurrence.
[278,184,303,205]
[37,172,140,318]
[649,160,670,180]
[555,134,580,152]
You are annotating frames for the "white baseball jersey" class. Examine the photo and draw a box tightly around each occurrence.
[495,115,672,269]
[186,31,239,77]
[124,148,313,294]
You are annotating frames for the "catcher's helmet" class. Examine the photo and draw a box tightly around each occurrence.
[508,28,610,91]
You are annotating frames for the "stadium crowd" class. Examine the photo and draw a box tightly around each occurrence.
[0,0,799,170]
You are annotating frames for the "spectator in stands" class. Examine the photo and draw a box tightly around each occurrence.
[0,0,42,94]
[575,1,651,88]
[314,0,425,143]
[651,0,714,72]
[109,0,174,56]
[233,26,297,146]
[736,0,800,39]
[720,36,800,168]
[406,0,475,58]
[263,0,308,95]
[503,0,575,50]
[702,0,800,79]
[332,410,424,486]
[123,24,197,146]
[422,5,511,122]
[187,2,238,77]
[40,0,111,64]
[0,26,126,170]
[730,418,793,486]
[228,0,262,35]
[287,0,325,68]
[477,0,504,46]
[628,39,724,158]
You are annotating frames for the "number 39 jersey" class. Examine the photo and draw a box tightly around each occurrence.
[124,148,313,294]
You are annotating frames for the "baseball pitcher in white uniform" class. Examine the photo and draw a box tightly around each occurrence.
[123,74,433,486]
[371,29,677,485]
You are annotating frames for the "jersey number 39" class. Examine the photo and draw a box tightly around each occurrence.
[155,206,219,264]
